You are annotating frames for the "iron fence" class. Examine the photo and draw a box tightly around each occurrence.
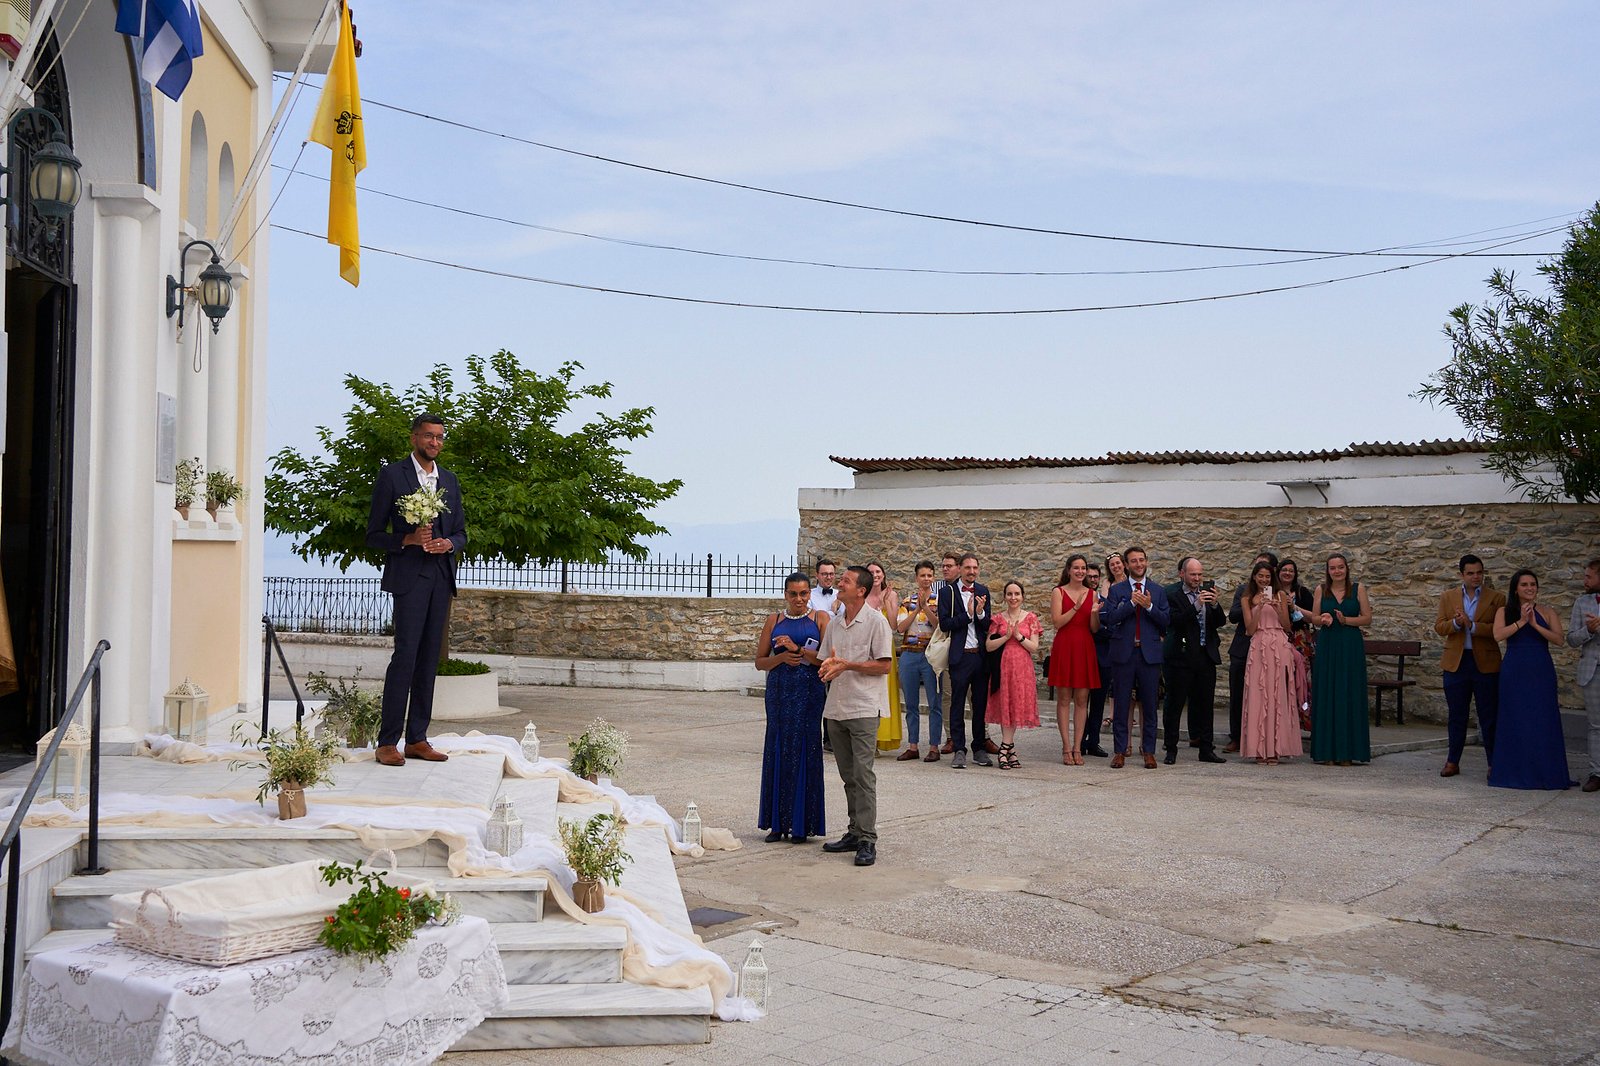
[265,553,799,634]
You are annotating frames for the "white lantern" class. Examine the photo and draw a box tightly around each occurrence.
[35,722,90,811]
[520,721,541,762]
[163,677,210,742]
[738,938,769,1008]
[485,794,524,856]
[682,800,703,848]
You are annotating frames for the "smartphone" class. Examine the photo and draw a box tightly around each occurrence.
[1201,580,1216,592]
[803,637,819,652]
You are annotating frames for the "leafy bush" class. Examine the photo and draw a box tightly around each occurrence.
[437,657,491,676]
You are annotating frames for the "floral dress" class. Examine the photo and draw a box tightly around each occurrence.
[987,612,1042,729]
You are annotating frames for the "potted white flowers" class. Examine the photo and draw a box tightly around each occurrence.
[567,718,628,783]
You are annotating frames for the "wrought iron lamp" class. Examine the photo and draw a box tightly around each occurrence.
[166,238,235,334]
[1,105,83,238]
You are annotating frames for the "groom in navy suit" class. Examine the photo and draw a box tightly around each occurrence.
[365,413,469,767]
[937,553,992,768]
[1100,545,1169,768]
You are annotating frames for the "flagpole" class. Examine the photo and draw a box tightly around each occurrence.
[0,0,66,121]
[218,0,341,255]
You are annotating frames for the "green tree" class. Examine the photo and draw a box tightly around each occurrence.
[1419,204,1600,503]
[266,351,682,570]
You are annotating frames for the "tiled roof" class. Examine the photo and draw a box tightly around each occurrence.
[830,440,1488,473]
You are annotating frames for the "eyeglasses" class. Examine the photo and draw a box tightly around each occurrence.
[415,432,445,442]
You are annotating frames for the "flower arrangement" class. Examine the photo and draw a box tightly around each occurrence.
[174,457,202,510]
[558,812,631,911]
[567,717,629,781]
[397,485,449,527]
[317,860,459,962]
[231,721,343,807]
[205,468,245,510]
[307,669,382,748]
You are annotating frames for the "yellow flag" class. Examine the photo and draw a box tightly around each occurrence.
[308,0,365,286]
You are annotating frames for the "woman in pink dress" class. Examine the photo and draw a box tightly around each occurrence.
[1047,555,1100,765]
[985,581,1043,769]
[1240,561,1305,764]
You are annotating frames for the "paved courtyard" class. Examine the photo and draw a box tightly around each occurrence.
[431,685,1597,1066]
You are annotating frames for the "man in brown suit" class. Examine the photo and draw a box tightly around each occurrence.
[1433,554,1505,778]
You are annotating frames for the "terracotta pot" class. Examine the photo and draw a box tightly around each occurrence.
[177,505,190,520]
[583,773,598,784]
[277,781,307,820]
[572,878,605,913]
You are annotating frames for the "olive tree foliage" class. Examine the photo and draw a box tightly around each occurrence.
[1418,204,1600,503]
[266,351,683,570]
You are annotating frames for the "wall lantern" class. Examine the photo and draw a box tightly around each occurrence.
[166,238,235,334]
[1,106,83,238]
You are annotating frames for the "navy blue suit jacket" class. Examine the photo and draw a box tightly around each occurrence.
[1100,577,1170,665]
[365,458,468,596]
[937,581,991,666]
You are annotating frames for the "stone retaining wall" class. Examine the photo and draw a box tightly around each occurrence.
[450,589,773,662]
[799,502,1600,722]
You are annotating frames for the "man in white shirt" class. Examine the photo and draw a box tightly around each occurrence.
[818,565,893,867]
[808,559,842,616]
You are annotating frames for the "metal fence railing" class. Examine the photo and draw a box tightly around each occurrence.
[265,554,799,635]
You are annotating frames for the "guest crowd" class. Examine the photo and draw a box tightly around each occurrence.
[753,548,1600,867]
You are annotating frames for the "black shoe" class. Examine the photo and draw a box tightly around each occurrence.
[1083,745,1109,758]
[822,833,860,853]
[854,842,877,867]
[763,831,783,843]
[791,835,809,844]
[1199,751,1227,764]
[970,750,993,767]
[1162,751,1176,765]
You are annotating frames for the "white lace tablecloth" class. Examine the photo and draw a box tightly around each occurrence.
[1,917,507,1066]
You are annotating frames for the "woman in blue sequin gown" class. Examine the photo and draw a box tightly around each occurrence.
[756,573,830,843]
[1489,569,1573,790]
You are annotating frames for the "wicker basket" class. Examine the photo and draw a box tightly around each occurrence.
[110,857,433,967]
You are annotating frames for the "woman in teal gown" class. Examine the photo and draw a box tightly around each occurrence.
[1310,553,1372,764]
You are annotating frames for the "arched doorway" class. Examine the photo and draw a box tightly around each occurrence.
[0,30,77,748]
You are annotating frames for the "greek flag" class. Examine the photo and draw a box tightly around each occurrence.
[115,0,204,101]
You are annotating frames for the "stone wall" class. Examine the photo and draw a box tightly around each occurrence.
[799,502,1600,722]
[450,589,774,662]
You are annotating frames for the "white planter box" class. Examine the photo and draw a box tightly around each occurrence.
[432,672,503,719]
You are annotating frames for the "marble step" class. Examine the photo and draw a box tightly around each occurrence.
[493,916,626,984]
[450,983,712,1051]
[82,826,454,870]
[51,867,547,930]
[24,928,110,960]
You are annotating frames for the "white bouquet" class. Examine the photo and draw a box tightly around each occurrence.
[397,485,449,527]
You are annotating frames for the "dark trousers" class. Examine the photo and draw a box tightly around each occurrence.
[1443,656,1499,764]
[1081,684,1107,753]
[380,569,451,748]
[1164,654,1218,754]
[947,653,989,753]
[1227,656,1248,742]
[1112,657,1161,754]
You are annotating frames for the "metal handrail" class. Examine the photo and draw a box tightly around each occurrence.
[260,615,306,736]
[1,638,111,1049]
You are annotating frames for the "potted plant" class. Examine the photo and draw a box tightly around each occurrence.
[558,812,630,913]
[431,657,501,720]
[174,457,201,518]
[233,722,343,819]
[307,669,382,748]
[205,468,245,516]
[317,860,459,962]
[567,717,628,783]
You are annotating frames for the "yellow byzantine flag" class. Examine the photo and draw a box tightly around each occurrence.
[309,0,365,285]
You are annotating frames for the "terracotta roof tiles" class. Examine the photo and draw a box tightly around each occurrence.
[830,440,1487,473]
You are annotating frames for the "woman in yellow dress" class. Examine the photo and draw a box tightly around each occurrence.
[866,562,903,753]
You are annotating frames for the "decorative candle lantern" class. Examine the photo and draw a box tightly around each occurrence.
[35,722,90,810]
[520,721,541,762]
[163,677,210,742]
[485,794,524,856]
[681,800,703,848]
[738,938,769,1008]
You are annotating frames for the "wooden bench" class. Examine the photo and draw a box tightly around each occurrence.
[1365,639,1422,725]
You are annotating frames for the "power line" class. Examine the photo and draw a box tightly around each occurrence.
[275,73,1572,260]
[271,223,1562,316]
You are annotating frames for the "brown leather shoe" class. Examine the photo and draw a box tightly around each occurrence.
[404,741,449,762]
[1143,752,1158,769]
[923,748,940,762]
[1583,775,1600,793]
[940,739,955,754]
[375,745,406,767]
[1222,741,1240,754]
[1440,762,1460,778]
[982,739,1001,755]
[896,747,920,761]
[1110,753,1126,768]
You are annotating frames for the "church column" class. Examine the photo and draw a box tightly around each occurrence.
[205,275,242,529]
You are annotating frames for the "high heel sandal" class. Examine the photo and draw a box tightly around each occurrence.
[1072,750,1084,765]
[999,742,1019,769]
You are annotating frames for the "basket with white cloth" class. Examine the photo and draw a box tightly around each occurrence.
[109,857,433,966]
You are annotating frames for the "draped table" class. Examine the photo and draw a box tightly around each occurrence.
[1,917,507,1066]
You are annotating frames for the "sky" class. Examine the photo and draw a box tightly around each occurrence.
[261,2,1599,573]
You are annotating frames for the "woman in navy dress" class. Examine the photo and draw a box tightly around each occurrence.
[756,573,830,842]
[1489,569,1572,790]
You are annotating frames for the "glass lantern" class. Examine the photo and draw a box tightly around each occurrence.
[163,677,210,742]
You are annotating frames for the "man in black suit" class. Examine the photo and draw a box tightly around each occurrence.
[1162,557,1228,764]
[937,553,992,768]
[1099,545,1169,768]
[1225,550,1277,753]
[365,413,469,767]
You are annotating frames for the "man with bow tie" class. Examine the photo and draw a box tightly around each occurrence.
[937,553,993,768]
[808,560,843,617]
[1568,558,1600,793]
[1100,545,1170,768]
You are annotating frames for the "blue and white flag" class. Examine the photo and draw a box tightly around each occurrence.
[115,0,204,101]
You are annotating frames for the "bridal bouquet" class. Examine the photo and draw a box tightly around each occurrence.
[397,485,449,527]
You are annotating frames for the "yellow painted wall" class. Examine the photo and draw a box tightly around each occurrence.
[170,539,244,712]
[177,18,255,237]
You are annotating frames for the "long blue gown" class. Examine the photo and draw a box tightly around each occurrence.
[1489,611,1572,790]
[758,613,826,839]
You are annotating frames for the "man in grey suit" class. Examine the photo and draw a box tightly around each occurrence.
[1567,557,1600,793]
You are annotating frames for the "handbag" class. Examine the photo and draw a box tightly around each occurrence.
[925,588,952,674]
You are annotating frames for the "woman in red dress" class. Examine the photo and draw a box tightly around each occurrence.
[985,581,1043,769]
[1048,554,1101,765]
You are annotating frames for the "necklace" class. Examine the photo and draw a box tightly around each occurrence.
[782,608,809,619]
